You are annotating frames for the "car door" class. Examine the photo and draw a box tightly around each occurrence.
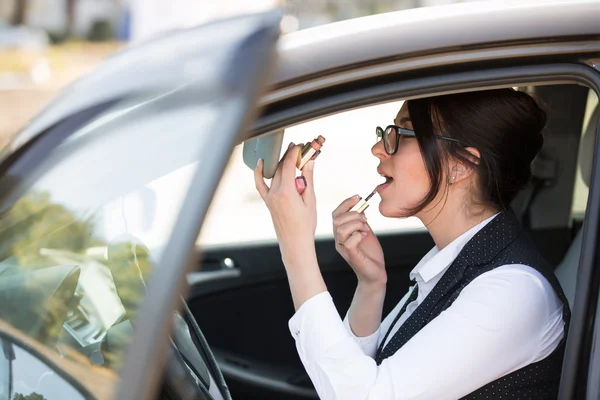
[0,9,281,400]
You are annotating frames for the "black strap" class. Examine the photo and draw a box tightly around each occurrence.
[375,285,419,363]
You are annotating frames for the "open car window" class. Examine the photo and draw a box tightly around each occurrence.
[202,86,600,249]
[199,100,426,247]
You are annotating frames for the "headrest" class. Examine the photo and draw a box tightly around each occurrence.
[580,104,598,188]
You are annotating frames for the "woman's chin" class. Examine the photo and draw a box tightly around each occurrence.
[378,199,416,219]
[378,201,400,218]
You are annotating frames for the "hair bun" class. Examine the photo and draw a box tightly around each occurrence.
[407,88,550,211]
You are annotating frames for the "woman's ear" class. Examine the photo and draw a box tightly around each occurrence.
[449,147,480,185]
[449,164,468,184]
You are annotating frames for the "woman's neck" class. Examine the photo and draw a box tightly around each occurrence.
[417,202,499,250]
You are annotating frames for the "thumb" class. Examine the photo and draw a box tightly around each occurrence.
[301,160,316,202]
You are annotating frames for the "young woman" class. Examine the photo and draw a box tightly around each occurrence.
[254,89,569,400]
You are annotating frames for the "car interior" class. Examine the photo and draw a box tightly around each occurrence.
[188,83,599,400]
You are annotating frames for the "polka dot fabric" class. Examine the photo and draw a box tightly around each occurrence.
[375,210,571,399]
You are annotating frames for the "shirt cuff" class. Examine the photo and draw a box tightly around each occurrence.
[288,291,353,360]
[342,313,380,357]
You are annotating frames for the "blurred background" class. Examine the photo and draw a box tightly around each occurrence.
[0,0,480,148]
[0,0,493,245]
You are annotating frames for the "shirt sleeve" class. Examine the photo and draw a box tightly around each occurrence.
[342,312,380,358]
[287,266,564,400]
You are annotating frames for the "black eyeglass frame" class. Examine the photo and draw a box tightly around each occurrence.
[376,125,465,155]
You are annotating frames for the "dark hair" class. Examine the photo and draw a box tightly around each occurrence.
[406,88,546,214]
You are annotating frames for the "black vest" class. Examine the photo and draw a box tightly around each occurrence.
[375,210,570,399]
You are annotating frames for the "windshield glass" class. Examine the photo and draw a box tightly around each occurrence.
[0,90,217,398]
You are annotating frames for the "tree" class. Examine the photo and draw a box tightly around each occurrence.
[11,0,28,26]
[13,392,47,400]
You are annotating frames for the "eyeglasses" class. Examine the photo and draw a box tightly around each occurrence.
[376,125,464,155]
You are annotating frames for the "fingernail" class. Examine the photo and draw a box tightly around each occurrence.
[362,232,368,236]
[256,158,262,167]
[295,176,307,193]
[288,142,294,149]
[306,160,315,170]
[364,223,370,230]
[362,214,368,221]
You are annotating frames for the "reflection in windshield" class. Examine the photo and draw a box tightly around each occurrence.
[0,89,211,397]
[0,190,107,347]
[0,176,190,393]
[0,189,142,369]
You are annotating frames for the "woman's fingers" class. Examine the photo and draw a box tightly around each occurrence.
[335,219,369,245]
[272,142,300,190]
[254,159,269,200]
[284,144,301,182]
[332,195,362,218]
[333,211,367,231]
[271,142,293,187]
[301,160,316,203]
[343,231,368,250]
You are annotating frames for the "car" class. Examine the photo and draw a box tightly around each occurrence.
[0,1,599,399]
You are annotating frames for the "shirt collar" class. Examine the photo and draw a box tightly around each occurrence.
[409,213,500,283]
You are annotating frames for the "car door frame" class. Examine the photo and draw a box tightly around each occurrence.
[234,61,600,399]
[113,10,283,400]
[191,71,596,399]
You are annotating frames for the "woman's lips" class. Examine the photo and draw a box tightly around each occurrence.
[377,176,393,192]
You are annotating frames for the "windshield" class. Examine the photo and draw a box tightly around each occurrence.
[0,89,217,398]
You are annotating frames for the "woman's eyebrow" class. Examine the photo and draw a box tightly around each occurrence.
[395,117,411,126]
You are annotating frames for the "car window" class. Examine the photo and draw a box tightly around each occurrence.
[571,89,599,219]
[198,101,426,246]
[0,90,221,397]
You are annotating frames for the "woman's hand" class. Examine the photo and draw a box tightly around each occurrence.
[255,143,327,310]
[254,143,317,264]
[333,197,386,286]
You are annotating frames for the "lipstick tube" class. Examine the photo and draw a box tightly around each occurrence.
[297,135,325,170]
[350,189,377,214]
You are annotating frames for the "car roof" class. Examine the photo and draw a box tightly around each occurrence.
[272,0,600,88]
[4,0,600,159]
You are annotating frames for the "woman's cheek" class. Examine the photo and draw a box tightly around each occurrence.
[387,158,429,216]
[379,182,412,218]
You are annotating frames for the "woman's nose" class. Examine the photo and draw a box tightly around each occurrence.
[372,140,389,160]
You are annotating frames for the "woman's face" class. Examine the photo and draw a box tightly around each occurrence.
[371,102,432,218]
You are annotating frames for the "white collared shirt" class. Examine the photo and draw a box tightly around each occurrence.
[288,214,565,400]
